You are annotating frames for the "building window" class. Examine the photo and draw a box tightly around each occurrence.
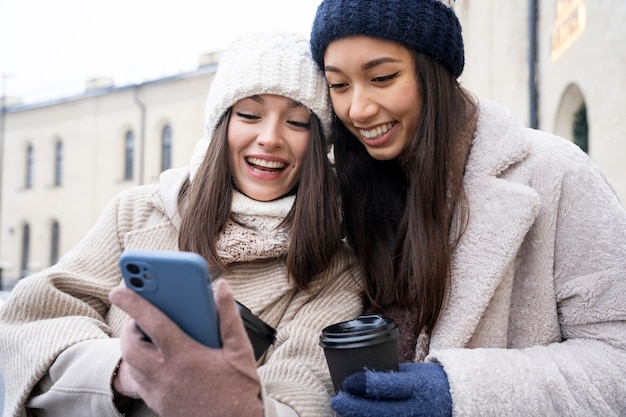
[554,83,586,149]
[124,130,134,180]
[572,105,588,153]
[21,223,30,278]
[50,221,60,266]
[54,140,63,186]
[25,144,34,188]
[161,125,172,172]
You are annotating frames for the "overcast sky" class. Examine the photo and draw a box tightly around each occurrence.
[0,0,322,103]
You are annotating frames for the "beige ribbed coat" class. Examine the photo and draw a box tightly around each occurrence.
[0,168,363,417]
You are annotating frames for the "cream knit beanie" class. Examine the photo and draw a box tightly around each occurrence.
[189,31,332,182]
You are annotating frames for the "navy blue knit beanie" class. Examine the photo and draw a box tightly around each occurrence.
[310,0,464,78]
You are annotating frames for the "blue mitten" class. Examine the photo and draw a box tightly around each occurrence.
[331,363,452,417]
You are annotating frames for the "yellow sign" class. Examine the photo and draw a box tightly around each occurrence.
[551,0,586,60]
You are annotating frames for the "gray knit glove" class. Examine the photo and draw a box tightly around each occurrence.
[109,280,263,417]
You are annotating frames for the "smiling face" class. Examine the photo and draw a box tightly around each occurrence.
[323,35,423,161]
[227,94,312,201]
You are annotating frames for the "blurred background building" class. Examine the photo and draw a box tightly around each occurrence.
[456,0,625,200]
[0,0,624,289]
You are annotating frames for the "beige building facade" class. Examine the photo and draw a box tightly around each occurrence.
[456,0,626,200]
[0,0,624,286]
[0,67,215,284]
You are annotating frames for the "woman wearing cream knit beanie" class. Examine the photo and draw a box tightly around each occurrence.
[0,30,362,417]
[128,30,361,416]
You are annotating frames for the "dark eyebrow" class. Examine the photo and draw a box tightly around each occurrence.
[325,57,402,73]
[288,100,306,109]
[249,95,265,103]
[247,95,305,109]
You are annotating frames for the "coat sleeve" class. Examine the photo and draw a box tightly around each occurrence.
[25,340,124,417]
[428,141,626,416]
[0,186,157,417]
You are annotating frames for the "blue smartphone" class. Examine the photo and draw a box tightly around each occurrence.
[119,250,222,348]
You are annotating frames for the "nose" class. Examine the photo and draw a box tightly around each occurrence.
[348,85,377,122]
[256,118,284,149]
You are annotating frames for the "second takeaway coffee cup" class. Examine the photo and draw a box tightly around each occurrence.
[319,314,399,393]
[236,301,277,361]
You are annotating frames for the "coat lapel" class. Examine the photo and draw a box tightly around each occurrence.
[430,100,541,349]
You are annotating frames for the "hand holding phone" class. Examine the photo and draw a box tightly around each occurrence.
[119,250,222,348]
[109,278,264,417]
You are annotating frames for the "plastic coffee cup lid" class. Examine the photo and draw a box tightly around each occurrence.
[319,314,398,349]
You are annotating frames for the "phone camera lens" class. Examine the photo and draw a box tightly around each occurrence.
[129,277,144,288]
[126,264,140,274]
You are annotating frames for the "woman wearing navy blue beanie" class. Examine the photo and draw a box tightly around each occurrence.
[310,1,626,416]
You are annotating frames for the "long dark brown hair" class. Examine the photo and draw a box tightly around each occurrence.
[178,107,342,290]
[333,51,478,333]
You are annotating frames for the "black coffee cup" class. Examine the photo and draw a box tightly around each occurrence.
[236,301,277,361]
[319,314,399,393]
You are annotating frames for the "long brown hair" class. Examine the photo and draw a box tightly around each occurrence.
[178,108,342,290]
[333,51,477,333]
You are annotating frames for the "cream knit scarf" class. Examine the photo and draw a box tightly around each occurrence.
[216,191,294,264]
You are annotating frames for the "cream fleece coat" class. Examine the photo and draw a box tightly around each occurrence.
[0,168,363,417]
[423,100,626,415]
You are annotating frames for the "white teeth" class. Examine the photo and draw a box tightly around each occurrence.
[359,122,394,139]
[246,157,287,169]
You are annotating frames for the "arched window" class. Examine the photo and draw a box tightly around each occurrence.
[21,223,30,278]
[54,140,63,186]
[25,144,34,188]
[572,105,588,153]
[554,83,589,154]
[161,125,172,172]
[50,221,60,265]
[124,130,134,180]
